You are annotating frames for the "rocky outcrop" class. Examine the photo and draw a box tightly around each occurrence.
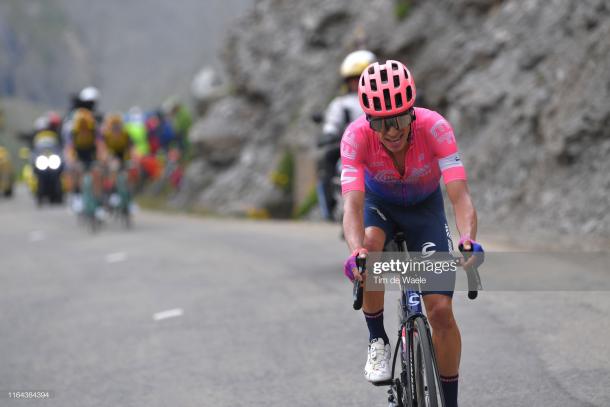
[180,0,610,241]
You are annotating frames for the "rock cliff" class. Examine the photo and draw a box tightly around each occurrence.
[181,0,610,242]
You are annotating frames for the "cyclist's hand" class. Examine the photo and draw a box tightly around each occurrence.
[459,236,484,269]
[344,248,368,282]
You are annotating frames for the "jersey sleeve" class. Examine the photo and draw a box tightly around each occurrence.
[424,111,467,184]
[340,124,366,194]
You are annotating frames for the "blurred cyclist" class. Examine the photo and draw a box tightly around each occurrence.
[100,113,138,212]
[101,113,132,168]
[46,111,63,143]
[125,106,150,158]
[317,50,376,220]
[77,86,101,115]
[341,60,484,407]
[64,107,103,207]
[162,98,192,156]
[62,86,102,148]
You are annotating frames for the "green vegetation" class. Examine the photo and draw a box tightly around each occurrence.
[270,150,294,193]
[293,185,318,219]
[394,0,412,21]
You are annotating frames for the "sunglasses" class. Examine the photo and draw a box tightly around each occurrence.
[367,111,413,132]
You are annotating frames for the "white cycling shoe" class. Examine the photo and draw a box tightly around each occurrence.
[364,338,392,383]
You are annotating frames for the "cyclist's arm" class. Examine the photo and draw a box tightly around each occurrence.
[340,125,367,252]
[446,180,477,241]
[343,190,366,252]
[422,112,475,241]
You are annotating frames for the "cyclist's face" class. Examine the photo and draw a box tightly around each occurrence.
[368,110,413,153]
[376,123,411,153]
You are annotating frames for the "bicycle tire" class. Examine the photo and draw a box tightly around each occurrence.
[399,325,414,407]
[412,316,445,407]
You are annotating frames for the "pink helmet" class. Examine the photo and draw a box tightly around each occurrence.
[358,60,416,117]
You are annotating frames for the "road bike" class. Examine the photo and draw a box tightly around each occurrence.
[352,232,481,407]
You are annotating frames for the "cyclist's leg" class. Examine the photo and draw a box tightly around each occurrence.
[360,194,396,382]
[402,188,461,406]
[363,194,396,344]
[422,294,460,406]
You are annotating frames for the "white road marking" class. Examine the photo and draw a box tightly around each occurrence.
[29,230,46,242]
[105,252,128,263]
[153,308,184,321]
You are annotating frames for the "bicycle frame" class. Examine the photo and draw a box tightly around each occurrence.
[386,233,445,407]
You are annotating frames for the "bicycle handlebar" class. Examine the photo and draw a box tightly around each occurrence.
[458,244,482,300]
[352,257,366,310]
[351,247,481,309]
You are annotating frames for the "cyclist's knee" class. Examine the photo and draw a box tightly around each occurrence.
[364,227,386,251]
[426,298,456,333]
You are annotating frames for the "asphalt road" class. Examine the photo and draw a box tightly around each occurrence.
[1,186,609,406]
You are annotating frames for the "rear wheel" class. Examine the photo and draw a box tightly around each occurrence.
[412,317,445,407]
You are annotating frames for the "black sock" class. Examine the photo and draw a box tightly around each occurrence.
[363,309,389,345]
[440,374,459,407]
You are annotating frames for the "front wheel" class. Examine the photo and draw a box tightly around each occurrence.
[412,317,445,407]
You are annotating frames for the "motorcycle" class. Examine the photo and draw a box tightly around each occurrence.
[32,141,64,205]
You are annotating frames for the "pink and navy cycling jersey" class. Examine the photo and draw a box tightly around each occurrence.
[340,107,467,206]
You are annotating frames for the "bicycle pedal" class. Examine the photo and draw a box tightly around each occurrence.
[371,379,394,387]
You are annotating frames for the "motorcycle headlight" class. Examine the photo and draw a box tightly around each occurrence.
[48,154,62,170]
[35,155,49,170]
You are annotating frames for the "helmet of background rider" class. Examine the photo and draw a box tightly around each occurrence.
[127,106,144,124]
[340,50,377,80]
[46,111,62,132]
[358,60,416,117]
[78,86,100,111]
[34,116,49,133]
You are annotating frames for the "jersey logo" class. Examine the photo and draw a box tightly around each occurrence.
[445,223,454,251]
[369,206,388,221]
[373,170,399,183]
[405,164,432,183]
[342,129,359,149]
[438,153,463,171]
[340,143,357,160]
[421,242,436,258]
[408,293,421,307]
[430,119,455,144]
[341,165,358,185]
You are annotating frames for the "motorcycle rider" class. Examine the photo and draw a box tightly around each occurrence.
[317,50,376,221]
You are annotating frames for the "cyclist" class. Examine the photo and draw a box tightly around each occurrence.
[341,60,484,407]
[66,108,99,171]
[125,106,150,158]
[317,50,376,220]
[100,112,137,213]
[101,113,132,168]
[162,98,192,156]
[64,107,103,209]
